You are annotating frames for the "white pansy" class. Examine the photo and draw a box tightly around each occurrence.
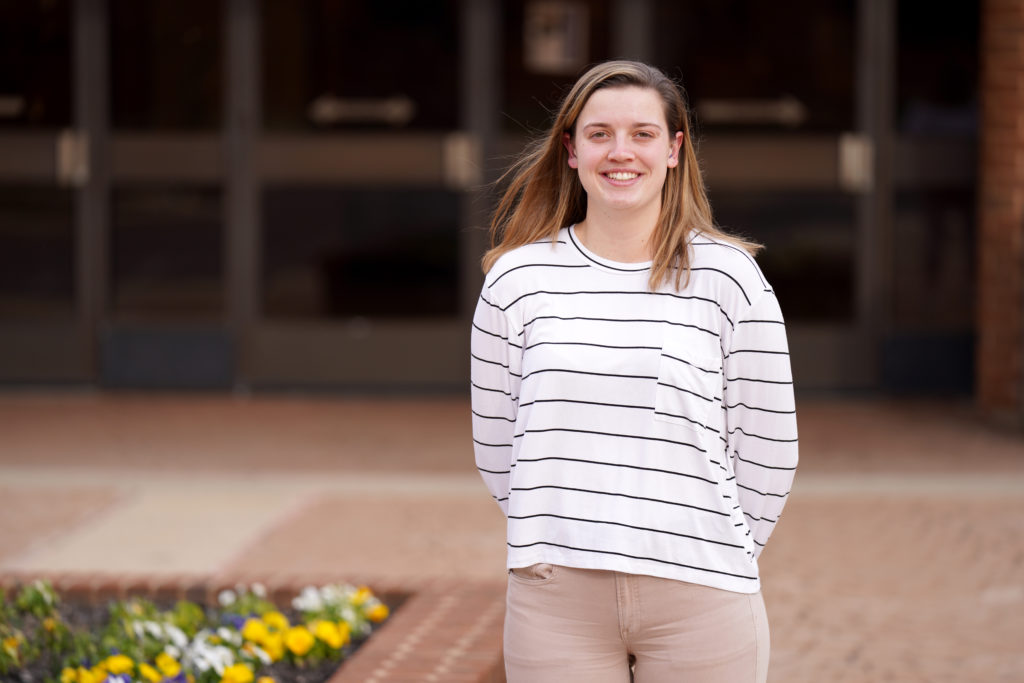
[145,621,164,638]
[251,582,266,598]
[218,589,237,607]
[132,622,146,639]
[166,624,188,649]
[250,644,272,665]
[341,606,357,624]
[164,645,181,659]
[217,626,241,646]
[293,586,323,612]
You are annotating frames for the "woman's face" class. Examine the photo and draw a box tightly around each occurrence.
[563,85,683,219]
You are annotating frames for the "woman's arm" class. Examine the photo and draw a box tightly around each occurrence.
[470,289,523,515]
[723,290,799,558]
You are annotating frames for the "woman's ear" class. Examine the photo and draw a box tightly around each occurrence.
[668,131,683,168]
[562,132,578,169]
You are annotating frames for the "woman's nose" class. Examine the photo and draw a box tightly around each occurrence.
[608,135,635,160]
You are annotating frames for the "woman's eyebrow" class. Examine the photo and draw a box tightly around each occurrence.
[581,121,663,130]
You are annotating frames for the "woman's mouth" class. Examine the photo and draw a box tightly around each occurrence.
[604,171,640,181]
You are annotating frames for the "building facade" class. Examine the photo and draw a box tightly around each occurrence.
[1,0,1017,423]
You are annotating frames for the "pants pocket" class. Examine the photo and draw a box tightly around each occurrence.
[509,562,558,584]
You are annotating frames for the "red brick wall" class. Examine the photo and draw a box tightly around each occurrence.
[977,0,1024,421]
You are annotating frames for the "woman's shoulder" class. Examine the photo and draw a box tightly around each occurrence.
[484,228,573,289]
[686,231,773,305]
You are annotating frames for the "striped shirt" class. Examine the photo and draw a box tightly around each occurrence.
[471,225,798,594]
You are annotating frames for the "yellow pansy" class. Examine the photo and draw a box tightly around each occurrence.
[242,618,269,644]
[366,603,389,622]
[2,635,19,654]
[351,587,372,606]
[263,631,285,661]
[105,654,134,675]
[78,668,98,683]
[257,677,275,683]
[336,621,351,646]
[284,625,314,656]
[156,652,182,678]
[313,620,343,649]
[262,611,289,631]
[221,662,254,683]
[139,663,163,683]
[43,617,58,632]
[60,667,77,683]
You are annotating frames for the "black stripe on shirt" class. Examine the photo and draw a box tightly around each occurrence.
[510,484,730,518]
[489,262,590,288]
[518,397,653,412]
[733,451,798,471]
[725,376,793,385]
[690,239,769,290]
[515,454,715,483]
[471,322,523,348]
[689,267,751,305]
[661,352,721,374]
[727,427,799,443]
[523,315,720,339]
[655,380,718,404]
[471,410,516,423]
[507,540,758,581]
[736,482,791,499]
[501,289,734,329]
[508,513,745,549]
[521,367,656,383]
[524,340,660,352]
[725,401,796,415]
[470,382,514,397]
[516,428,707,454]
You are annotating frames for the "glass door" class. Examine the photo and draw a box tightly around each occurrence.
[0,0,89,382]
[247,0,475,388]
[653,0,875,389]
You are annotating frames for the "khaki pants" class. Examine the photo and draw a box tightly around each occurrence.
[504,564,769,683]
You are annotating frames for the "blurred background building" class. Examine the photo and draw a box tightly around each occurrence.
[0,0,1021,422]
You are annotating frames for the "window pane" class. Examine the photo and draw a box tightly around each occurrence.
[501,0,611,133]
[262,187,460,319]
[0,0,71,129]
[262,0,459,131]
[111,187,223,317]
[654,0,856,133]
[897,0,979,136]
[0,186,74,320]
[110,0,222,129]
[710,190,857,322]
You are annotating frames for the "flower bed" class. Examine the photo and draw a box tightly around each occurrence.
[0,580,391,683]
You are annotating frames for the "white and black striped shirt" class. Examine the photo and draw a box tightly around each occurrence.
[471,225,798,594]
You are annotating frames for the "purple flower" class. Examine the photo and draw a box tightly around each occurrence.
[223,613,247,630]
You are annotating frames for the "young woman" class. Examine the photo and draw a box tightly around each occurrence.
[471,60,798,682]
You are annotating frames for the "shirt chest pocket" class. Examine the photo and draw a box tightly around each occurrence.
[653,341,722,434]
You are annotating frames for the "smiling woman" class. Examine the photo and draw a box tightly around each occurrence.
[471,60,798,683]
[563,85,682,260]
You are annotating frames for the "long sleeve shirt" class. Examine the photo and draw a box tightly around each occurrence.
[471,225,798,594]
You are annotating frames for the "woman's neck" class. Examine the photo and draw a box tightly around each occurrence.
[575,208,658,263]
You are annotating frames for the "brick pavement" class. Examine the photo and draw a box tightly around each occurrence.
[0,392,1022,682]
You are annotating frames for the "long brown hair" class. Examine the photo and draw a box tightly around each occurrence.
[483,60,760,290]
